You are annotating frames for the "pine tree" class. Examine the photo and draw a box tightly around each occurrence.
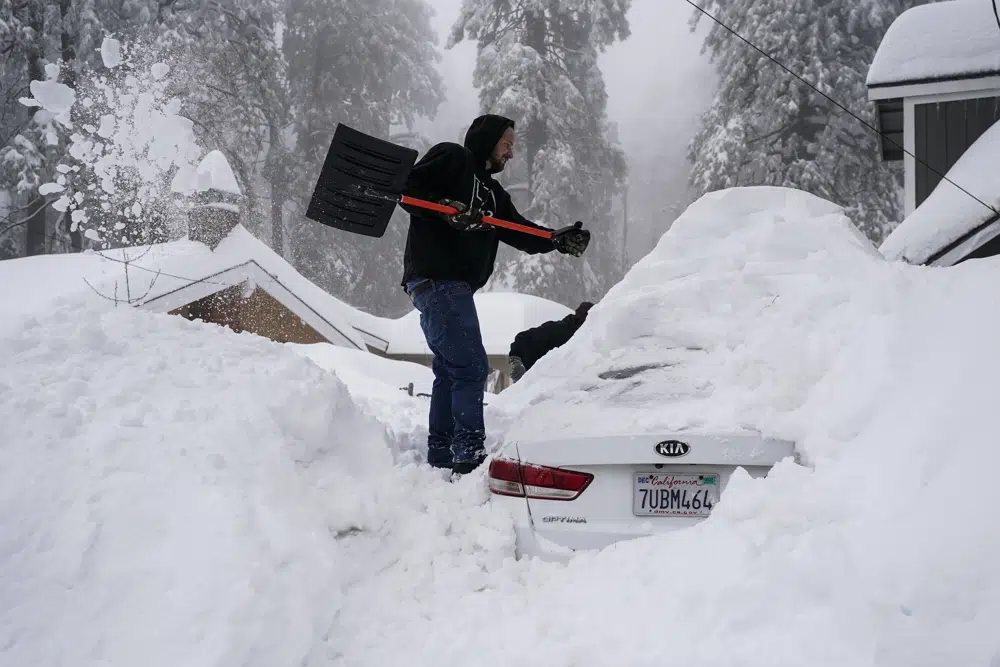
[450,0,630,306]
[0,0,186,257]
[688,0,929,244]
[172,0,294,252]
[281,0,443,316]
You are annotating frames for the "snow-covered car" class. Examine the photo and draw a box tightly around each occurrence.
[486,186,886,560]
[488,430,794,560]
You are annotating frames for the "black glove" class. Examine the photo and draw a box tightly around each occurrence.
[439,199,488,232]
[552,221,590,256]
[509,356,527,383]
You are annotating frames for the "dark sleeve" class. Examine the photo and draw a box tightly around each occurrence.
[509,315,582,368]
[400,143,468,213]
[494,192,556,255]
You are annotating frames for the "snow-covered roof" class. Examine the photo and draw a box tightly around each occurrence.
[348,307,397,353]
[135,226,366,349]
[193,150,241,195]
[492,186,888,441]
[867,0,1000,89]
[0,225,367,350]
[880,120,1000,266]
[385,292,573,356]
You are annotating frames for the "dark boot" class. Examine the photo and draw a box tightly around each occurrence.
[451,452,486,475]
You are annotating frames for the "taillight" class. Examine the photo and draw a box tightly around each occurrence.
[488,458,593,501]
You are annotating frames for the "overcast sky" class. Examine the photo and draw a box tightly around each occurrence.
[416,0,716,169]
[413,0,719,259]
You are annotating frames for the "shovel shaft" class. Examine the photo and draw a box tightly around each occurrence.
[399,195,554,240]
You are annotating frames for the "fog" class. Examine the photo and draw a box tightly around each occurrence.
[417,0,717,263]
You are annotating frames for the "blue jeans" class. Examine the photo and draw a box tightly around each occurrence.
[406,279,490,466]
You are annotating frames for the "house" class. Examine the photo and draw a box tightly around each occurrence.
[878,117,1000,266]
[133,151,368,349]
[867,0,1000,217]
[0,151,367,351]
[375,291,574,392]
[868,0,1000,267]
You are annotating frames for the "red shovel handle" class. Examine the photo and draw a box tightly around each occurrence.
[400,195,553,240]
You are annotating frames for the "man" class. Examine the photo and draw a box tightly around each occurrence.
[508,301,593,384]
[400,114,591,474]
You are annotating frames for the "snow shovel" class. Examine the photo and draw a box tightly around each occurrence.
[305,123,554,240]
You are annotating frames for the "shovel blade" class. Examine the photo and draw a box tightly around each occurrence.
[305,124,418,238]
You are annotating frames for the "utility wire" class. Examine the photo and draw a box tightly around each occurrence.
[993,0,1000,37]
[684,0,1000,217]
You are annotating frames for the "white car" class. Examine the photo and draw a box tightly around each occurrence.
[487,431,795,560]
[481,187,860,560]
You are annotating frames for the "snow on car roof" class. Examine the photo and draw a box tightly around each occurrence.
[867,0,1000,88]
[495,186,888,442]
[880,120,1000,266]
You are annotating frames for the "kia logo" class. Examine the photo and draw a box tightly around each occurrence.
[654,440,690,458]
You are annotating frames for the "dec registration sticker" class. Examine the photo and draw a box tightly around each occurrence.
[633,472,719,517]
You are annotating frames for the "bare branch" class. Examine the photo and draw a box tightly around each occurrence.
[84,277,124,306]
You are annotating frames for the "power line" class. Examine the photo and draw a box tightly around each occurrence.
[684,0,1000,217]
[993,0,1000,37]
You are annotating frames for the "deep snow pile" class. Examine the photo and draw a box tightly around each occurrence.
[331,187,1000,666]
[0,306,512,667]
[493,187,892,443]
[287,342,433,459]
[8,186,1000,667]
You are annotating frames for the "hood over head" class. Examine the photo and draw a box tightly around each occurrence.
[464,114,515,172]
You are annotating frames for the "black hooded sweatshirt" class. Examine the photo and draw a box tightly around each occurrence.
[400,114,555,291]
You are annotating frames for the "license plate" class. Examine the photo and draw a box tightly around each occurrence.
[633,472,719,517]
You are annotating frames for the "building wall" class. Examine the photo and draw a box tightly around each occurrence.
[914,96,1000,207]
[170,285,328,344]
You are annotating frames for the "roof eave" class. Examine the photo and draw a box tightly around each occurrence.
[868,70,1000,100]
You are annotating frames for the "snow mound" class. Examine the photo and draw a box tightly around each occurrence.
[880,120,1000,266]
[497,186,886,441]
[0,303,521,667]
[329,187,1000,667]
[288,343,434,458]
[10,186,1000,666]
[867,0,1000,87]
[0,307,440,666]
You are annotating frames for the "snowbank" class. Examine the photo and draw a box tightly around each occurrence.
[0,305,513,667]
[388,291,572,356]
[11,185,1000,666]
[0,307,388,666]
[494,187,888,442]
[879,121,1000,266]
[288,343,433,458]
[867,0,1000,86]
[329,187,1000,666]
